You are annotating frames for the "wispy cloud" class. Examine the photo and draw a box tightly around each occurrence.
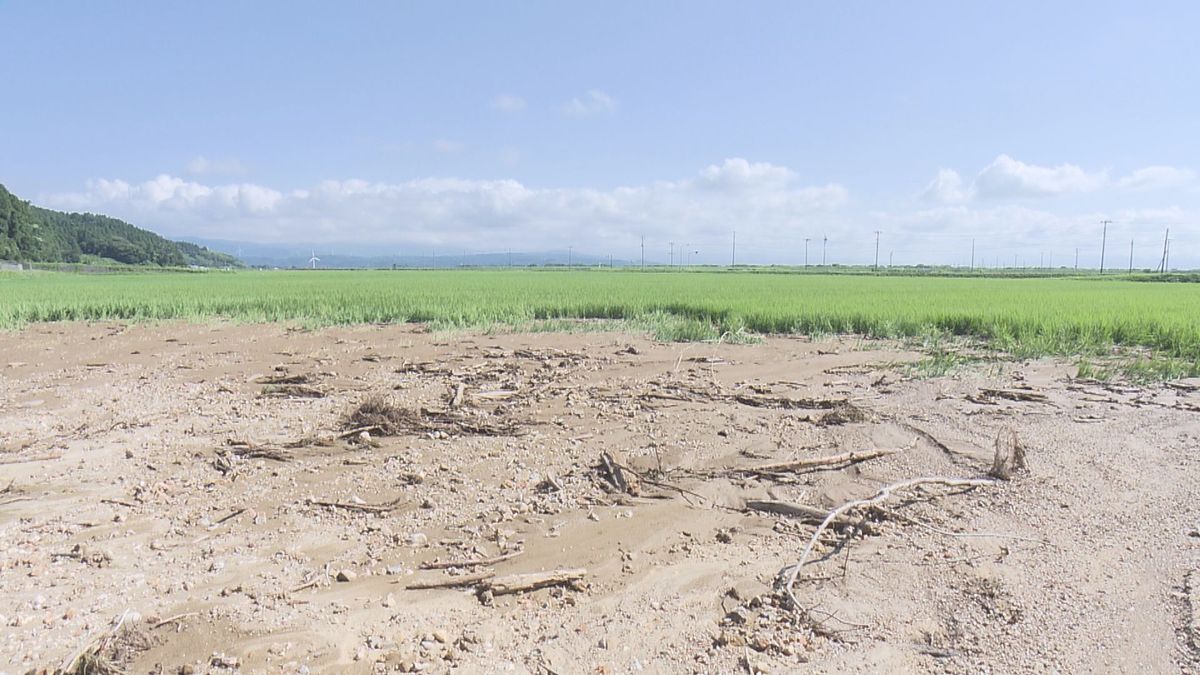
[186,156,247,176]
[563,89,618,116]
[489,94,526,113]
[432,139,465,154]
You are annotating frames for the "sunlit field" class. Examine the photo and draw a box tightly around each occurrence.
[2,269,1198,373]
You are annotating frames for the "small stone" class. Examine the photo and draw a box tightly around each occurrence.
[433,630,449,644]
[386,564,404,575]
[382,593,395,608]
[336,569,357,582]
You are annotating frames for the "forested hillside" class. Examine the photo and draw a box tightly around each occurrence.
[0,183,239,267]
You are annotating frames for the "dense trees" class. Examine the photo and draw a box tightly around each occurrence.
[0,183,239,267]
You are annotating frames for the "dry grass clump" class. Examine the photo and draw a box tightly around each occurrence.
[342,393,526,437]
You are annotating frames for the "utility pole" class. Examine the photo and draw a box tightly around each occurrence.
[669,241,674,268]
[888,250,893,268]
[1128,239,1134,273]
[1160,228,1170,273]
[873,231,881,272]
[970,238,975,271]
[804,238,811,267]
[731,230,736,267]
[568,246,573,267]
[507,249,512,268]
[1074,248,1079,270]
[1040,252,1044,269]
[1099,219,1111,274]
[609,254,613,268]
[822,236,827,266]
[640,235,645,270]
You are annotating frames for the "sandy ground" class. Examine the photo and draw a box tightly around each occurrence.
[1,322,1199,674]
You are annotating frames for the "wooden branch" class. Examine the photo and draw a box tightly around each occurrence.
[482,568,587,596]
[781,476,993,610]
[150,612,198,630]
[419,549,523,570]
[744,440,912,475]
[744,500,878,535]
[599,452,629,493]
[308,497,406,514]
[404,571,496,590]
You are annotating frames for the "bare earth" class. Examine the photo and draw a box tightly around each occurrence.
[2,323,1199,674]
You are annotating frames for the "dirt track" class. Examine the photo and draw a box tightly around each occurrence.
[2,323,1199,674]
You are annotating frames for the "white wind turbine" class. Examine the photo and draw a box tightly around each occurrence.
[308,250,320,269]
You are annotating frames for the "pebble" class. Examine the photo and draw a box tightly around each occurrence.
[336,569,357,582]
[382,593,395,608]
[433,629,449,644]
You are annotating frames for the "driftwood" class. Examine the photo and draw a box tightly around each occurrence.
[260,383,326,398]
[741,440,912,476]
[226,442,293,462]
[988,428,1027,480]
[599,452,630,493]
[745,500,878,535]
[308,497,406,514]
[482,568,587,596]
[968,388,1050,405]
[780,477,994,610]
[404,571,496,590]
[420,549,523,570]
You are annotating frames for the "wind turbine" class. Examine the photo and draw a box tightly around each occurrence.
[308,250,320,269]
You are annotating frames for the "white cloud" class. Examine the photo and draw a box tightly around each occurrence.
[922,155,1195,203]
[489,94,526,112]
[974,154,1106,199]
[919,169,972,203]
[43,159,847,251]
[1116,165,1196,191]
[186,156,247,176]
[432,139,465,154]
[563,89,618,116]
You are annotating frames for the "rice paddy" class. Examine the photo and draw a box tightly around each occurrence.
[2,269,1198,375]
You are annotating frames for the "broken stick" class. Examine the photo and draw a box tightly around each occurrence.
[744,500,878,535]
[308,497,406,514]
[481,568,587,596]
[743,439,913,476]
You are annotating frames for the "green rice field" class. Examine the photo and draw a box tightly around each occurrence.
[2,270,1198,375]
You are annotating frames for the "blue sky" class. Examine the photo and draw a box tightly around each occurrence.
[1,1,1197,266]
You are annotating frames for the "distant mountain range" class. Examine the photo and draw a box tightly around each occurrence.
[0,182,637,270]
[0,184,240,268]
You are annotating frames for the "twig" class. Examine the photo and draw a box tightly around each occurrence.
[100,498,139,508]
[482,568,586,596]
[150,612,198,630]
[211,508,247,527]
[337,425,382,439]
[741,440,912,476]
[420,549,523,570]
[781,476,994,610]
[308,497,406,514]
